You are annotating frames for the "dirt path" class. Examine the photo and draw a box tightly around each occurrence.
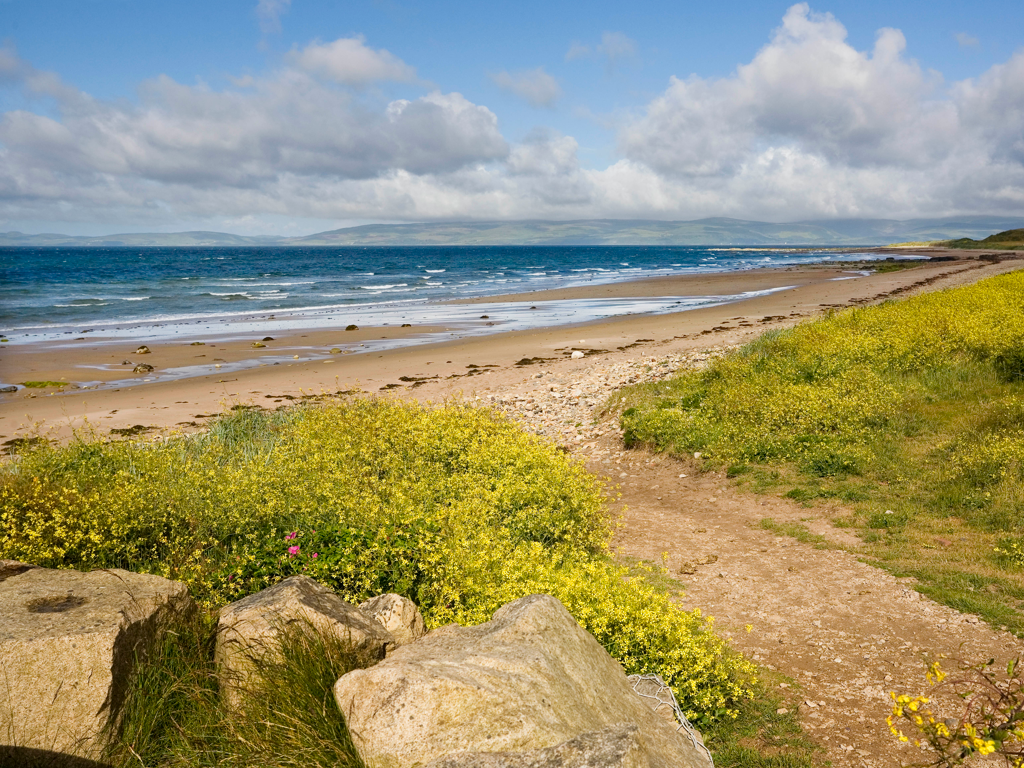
[602,451,1020,766]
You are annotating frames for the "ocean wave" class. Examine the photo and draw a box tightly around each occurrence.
[121,297,151,301]
[425,269,446,273]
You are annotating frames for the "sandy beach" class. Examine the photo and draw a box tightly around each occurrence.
[1,255,1019,445]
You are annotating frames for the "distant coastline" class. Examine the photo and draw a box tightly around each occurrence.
[3,215,1024,248]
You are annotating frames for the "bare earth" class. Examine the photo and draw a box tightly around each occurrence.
[3,256,1023,765]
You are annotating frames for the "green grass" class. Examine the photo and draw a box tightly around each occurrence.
[758,519,832,550]
[105,612,371,768]
[614,269,1024,634]
[703,674,822,768]
[20,380,69,388]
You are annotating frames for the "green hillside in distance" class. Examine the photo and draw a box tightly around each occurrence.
[940,228,1024,250]
[3,216,1024,247]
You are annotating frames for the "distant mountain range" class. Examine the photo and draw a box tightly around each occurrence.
[3,215,1024,247]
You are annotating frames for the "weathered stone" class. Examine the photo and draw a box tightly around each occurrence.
[359,593,426,646]
[423,724,649,768]
[0,567,193,764]
[628,674,687,728]
[216,575,395,707]
[334,594,712,768]
[0,560,37,582]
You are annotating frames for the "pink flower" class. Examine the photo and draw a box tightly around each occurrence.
[288,545,300,557]
[312,552,318,559]
[285,532,297,541]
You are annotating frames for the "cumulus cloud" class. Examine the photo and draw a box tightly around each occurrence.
[2,6,1024,230]
[292,36,418,85]
[0,45,508,224]
[616,3,1024,219]
[256,0,291,35]
[490,67,562,108]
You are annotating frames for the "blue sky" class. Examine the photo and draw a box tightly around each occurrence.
[1,0,1022,235]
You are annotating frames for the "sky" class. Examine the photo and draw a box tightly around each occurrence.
[1,0,1022,236]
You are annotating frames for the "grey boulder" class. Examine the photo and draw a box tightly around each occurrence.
[423,724,649,768]
[0,567,193,764]
[216,575,395,707]
[359,593,426,646]
[334,594,712,768]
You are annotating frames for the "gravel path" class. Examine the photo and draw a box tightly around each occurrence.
[491,347,1020,767]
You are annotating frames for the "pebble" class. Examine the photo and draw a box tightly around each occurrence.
[488,347,733,453]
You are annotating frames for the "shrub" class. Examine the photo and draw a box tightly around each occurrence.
[619,271,1024,467]
[0,398,755,724]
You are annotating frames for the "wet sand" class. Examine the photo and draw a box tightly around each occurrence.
[0,257,1018,445]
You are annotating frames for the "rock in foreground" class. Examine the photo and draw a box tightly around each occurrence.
[0,567,193,764]
[359,592,426,646]
[216,575,396,707]
[423,724,649,768]
[334,594,712,768]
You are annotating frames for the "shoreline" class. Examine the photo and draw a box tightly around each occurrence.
[2,256,1019,446]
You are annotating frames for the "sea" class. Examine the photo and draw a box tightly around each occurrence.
[0,245,884,345]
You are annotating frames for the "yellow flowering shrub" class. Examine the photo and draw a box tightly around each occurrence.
[889,659,1024,764]
[0,398,754,723]
[621,270,1024,476]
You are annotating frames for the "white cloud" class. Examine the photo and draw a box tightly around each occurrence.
[0,48,508,224]
[956,32,980,48]
[565,32,637,68]
[614,3,1024,219]
[256,0,291,35]
[565,42,590,62]
[292,36,418,85]
[490,67,562,108]
[2,7,1024,231]
[597,32,636,63]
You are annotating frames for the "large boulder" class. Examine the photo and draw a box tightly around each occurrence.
[359,593,426,646]
[0,567,193,765]
[422,724,649,768]
[216,575,396,708]
[333,594,713,768]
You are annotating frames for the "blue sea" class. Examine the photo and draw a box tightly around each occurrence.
[0,245,879,343]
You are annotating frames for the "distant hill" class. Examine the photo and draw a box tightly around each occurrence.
[3,216,1024,247]
[939,228,1024,250]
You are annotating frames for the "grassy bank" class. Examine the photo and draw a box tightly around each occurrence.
[1,398,767,764]
[615,269,1024,633]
